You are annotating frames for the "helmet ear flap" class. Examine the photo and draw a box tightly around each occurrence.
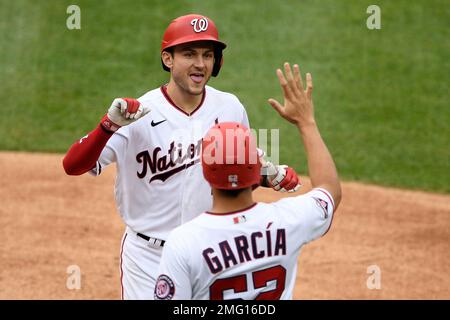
[212,48,224,77]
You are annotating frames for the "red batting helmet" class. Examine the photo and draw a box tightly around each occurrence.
[161,14,227,77]
[202,122,261,190]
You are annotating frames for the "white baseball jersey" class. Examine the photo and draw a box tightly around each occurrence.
[154,188,335,300]
[91,85,249,240]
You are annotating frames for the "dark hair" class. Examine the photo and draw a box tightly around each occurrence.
[163,47,174,54]
[215,188,248,198]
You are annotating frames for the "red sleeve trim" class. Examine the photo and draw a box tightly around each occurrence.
[312,188,335,237]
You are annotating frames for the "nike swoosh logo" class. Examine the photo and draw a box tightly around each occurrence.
[151,119,167,127]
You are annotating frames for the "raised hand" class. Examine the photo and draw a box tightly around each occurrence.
[101,98,151,132]
[268,63,315,128]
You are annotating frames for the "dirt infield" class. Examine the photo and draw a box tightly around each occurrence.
[0,151,449,299]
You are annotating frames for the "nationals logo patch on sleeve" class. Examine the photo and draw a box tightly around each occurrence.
[154,274,175,300]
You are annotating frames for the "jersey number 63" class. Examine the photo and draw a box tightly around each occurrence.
[209,265,286,300]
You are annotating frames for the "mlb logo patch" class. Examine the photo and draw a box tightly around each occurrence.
[228,175,238,188]
[233,215,247,224]
[313,197,329,219]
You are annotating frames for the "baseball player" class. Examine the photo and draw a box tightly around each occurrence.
[62,14,300,300]
[154,63,342,300]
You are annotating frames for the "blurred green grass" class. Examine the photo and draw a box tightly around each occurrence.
[0,0,448,192]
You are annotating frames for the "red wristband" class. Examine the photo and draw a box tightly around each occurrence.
[100,114,121,132]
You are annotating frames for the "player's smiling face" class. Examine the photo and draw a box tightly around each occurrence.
[165,41,215,96]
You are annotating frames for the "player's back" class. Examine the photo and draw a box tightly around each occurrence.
[157,188,334,300]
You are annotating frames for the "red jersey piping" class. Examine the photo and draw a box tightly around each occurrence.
[206,203,258,216]
[160,85,205,116]
[119,233,128,300]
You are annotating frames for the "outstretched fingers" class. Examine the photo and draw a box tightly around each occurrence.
[306,73,313,99]
[276,68,293,100]
[293,64,304,92]
[293,64,300,90]
[268,98,284,116]
[284,62,297,94]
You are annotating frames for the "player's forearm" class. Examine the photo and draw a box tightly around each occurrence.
[63,98,147,176]
[297,123,341,207]
[62,124,113,175]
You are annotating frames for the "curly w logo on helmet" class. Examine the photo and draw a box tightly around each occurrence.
[191,17,209,33]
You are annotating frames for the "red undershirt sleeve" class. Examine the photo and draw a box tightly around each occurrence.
[62,125,114,175]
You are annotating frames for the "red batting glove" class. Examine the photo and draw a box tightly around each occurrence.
[269,165,301,193]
